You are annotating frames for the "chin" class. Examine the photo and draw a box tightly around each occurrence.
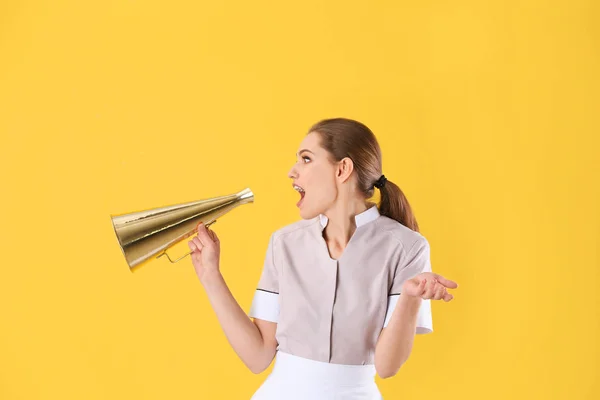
[298,205,320,220]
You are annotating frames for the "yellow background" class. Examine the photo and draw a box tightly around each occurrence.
[1,0,598,399]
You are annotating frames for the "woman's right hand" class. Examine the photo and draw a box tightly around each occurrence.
[187,222,221,282]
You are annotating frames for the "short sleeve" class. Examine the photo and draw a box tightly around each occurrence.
[248,233,280,323]
[383,236,433,334]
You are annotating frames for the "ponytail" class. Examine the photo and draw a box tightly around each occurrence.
[378,179,419,232]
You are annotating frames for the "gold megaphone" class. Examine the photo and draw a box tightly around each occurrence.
[111,187,254,272]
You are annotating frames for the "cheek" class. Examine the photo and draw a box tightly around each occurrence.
[304,163,336,197]
[311,174,337,202]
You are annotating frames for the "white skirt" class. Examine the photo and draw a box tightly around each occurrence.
[250,351,383,400]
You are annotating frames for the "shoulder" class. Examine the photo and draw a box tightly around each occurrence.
[374,215,429,254]
[270,216,320,245]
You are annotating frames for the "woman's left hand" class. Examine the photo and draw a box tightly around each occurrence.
[401,273,458,302]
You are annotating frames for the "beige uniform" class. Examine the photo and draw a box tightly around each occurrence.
[248,205,433,367]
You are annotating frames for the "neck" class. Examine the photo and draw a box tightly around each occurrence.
[323,198,370,246]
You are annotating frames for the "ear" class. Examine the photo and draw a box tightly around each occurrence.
[336,157,354,183]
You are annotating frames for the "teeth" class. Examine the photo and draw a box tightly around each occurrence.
[293,185,305,192]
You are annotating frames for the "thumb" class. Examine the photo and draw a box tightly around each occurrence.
[208,228,219,244]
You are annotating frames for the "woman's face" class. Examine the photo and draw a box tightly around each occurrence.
[287,132,339,220]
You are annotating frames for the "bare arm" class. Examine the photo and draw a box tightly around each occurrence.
[375,274,457,379]
[189,223,278,374]
[374,294,422,379]
[200,271,278,374]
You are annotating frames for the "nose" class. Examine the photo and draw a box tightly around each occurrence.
[287,164,298,179]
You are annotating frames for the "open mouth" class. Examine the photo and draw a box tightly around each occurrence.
[293,184,305,207]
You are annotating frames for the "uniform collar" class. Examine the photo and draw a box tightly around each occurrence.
[319,204,380,229]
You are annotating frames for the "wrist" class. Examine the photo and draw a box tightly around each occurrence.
[401,280,416,297]
[398,292,422,312]
[199,268,223,287]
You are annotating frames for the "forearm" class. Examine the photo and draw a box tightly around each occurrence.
[375,295,422,378]
[200,270,271,372]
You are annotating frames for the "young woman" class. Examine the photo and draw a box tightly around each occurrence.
[188,118,458,399]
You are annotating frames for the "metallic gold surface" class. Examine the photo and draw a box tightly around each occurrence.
[110,188,254,272]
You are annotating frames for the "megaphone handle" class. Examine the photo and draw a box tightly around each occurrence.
[157,250,192,263]
[156,220,217,264]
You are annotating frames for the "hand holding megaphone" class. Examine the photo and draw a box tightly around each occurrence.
[188,222,221,282]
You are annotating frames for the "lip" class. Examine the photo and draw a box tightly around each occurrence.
[292,182,305,207]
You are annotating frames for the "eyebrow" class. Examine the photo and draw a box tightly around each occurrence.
[296,149,315,156]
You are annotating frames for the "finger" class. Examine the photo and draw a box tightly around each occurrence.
[429,280,439,298]
[188,241,196,252]
[192,237,203,252]
[196,223,215,247]
[443,292,454,302]
[423,279,436,299]
[433,285,445,300]
[432,274,459,289]
[431,284,440,300]
[418,278,427,295]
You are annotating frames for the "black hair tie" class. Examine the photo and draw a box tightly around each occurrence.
[373,174,387,189]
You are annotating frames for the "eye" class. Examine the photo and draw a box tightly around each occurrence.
[302,156,311,163]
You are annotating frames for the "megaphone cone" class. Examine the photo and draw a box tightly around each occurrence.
[111,187,254,272]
